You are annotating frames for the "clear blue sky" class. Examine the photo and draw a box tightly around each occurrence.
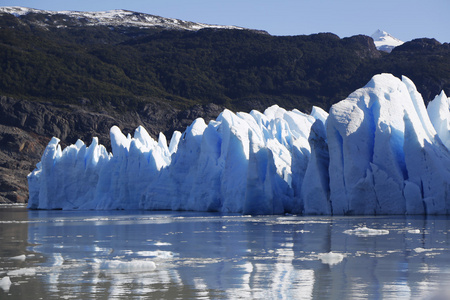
[1,0,449,43]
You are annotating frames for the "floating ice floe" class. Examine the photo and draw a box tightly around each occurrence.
[0,276,11,292]
[28,74,450,215]
[413,247,444,253]
[135,250,174,258]
[9,255,26,261]
[93,259,157,273]
[7,268,37,277]
[318,252,345,266]
[343,227,390,237]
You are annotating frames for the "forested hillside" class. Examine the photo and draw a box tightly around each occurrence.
[2,12,449,114]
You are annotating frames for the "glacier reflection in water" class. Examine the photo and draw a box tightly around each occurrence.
[1,207,450,299]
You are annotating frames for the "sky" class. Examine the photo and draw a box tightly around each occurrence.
[0,0,449,43]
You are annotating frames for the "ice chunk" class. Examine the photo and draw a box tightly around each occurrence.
[9,254,26,261]
[136,250,174,258]
[427,90,450,149]
[413,247,444,253]
[343,226,389,237]
[7,268,37,276]
[94,259,156,273]
[0,276,11,292]
[318,252,344,266]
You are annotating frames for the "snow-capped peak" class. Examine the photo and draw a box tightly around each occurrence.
[0,6,261,32]
[371,29,404,53]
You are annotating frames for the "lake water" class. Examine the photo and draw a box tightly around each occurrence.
[1,205,450,299]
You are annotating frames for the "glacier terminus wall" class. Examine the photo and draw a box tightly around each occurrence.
[27,74,450,215]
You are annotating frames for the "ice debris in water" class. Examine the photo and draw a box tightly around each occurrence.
[318,252,345,266]
[0,276,11,292]
[27,74,450,215]
[93,259,156,273]
[9,255,26,261]
[7,268,37,277]
[413,247,444,253]
[343,227,389,237]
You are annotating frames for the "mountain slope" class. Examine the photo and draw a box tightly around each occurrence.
[0,10,383,112]
[0,6,266,32]
[2,7,448,112]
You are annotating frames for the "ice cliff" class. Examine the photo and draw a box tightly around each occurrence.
[28,74,450,214]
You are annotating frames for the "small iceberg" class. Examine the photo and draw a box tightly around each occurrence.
[318,252,345,266]
[7,268,36,277]
[94,259,156,273]
[343,226,389,237]
[0,276,11,292]
[9,255,26,261]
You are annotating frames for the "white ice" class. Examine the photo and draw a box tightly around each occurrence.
[318,252,345,266]
[0,276,11,292]
[7,268,37,277]
[343,227,389,237]
[9,255,26,261]
[327,74,450,215]
[93,259,156,273]
[427,91,450,150]
[28,74,450,215]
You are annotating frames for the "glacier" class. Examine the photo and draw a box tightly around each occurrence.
[27,74,450,215]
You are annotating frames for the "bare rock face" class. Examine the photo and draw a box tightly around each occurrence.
[0,96,224,203]
[0,124,46,203]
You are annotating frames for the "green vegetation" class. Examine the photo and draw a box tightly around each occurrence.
[1,13,450,113]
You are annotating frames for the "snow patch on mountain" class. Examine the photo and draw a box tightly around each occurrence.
[0,6,261,32]
[371,29,404,52]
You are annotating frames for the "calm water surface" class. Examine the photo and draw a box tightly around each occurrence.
[1,205,450,299]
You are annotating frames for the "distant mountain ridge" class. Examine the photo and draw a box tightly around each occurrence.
[0,6,267,33]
